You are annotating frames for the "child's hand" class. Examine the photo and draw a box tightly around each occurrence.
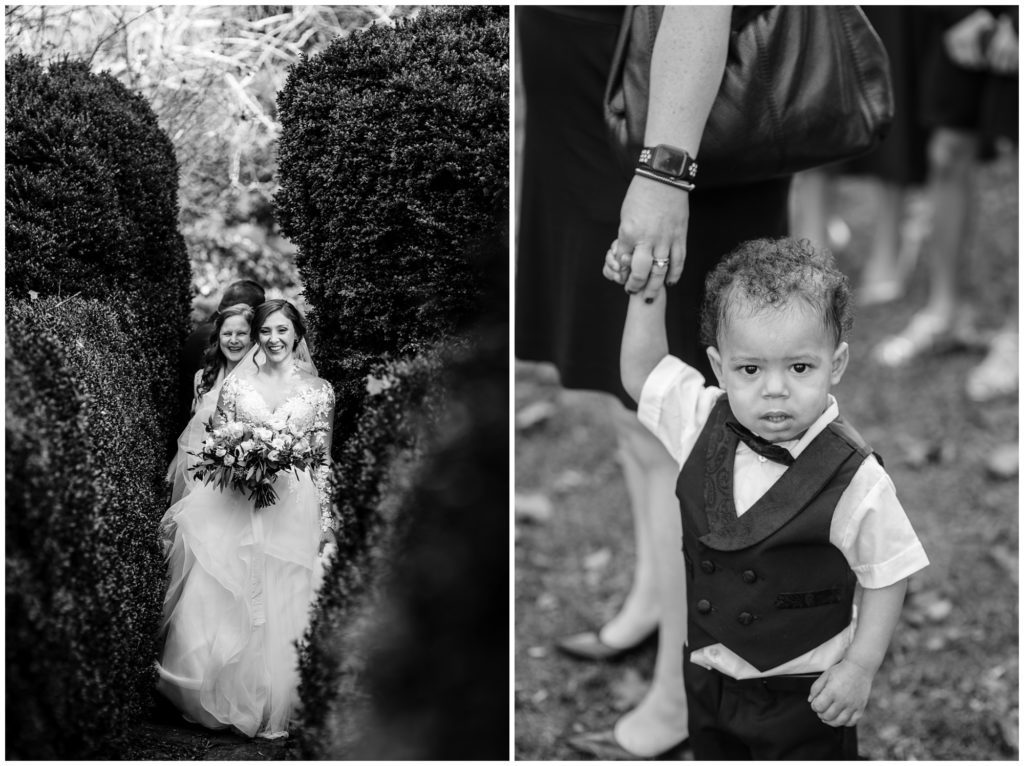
[807,658,874,727]
[602,240,632,285]
[987,15,1018,75]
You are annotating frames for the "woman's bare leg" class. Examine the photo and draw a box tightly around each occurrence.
[609,408,689,755]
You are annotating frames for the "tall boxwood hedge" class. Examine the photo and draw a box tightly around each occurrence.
[275,5,509,435]
[296,346,449,758]
[6,298,168,758]
[296,222,508,756]
[278,6,508,753]
[353,321,508,760]
[5,54,191,452]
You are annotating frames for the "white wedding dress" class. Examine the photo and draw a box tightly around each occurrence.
[157,373,334,739]
[166,370,223,506]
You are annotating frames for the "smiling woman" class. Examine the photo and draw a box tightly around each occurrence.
[166,303,255,506]
[157,299,337,739]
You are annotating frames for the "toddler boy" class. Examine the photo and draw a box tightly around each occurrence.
[604,237,929,759]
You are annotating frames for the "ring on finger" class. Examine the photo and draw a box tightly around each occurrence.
[652,257,670,270]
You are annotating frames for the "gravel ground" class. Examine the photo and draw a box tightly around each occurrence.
[515,157,1018,761]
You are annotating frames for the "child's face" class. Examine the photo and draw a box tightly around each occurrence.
[706,297,849,443]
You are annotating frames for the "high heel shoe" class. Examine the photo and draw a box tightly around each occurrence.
[554,626,657,662]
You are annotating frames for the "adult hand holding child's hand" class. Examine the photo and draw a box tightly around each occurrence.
[617,174,690,301]
[808,658,874,727]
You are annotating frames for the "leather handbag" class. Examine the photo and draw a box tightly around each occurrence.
[604,6,895,188]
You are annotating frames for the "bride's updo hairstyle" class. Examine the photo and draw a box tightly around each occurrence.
[251,298,307,353]
[197,303,254,397]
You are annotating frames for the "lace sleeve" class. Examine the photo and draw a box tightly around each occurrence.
[215,375,241,427]
[313,382,337,533]
[191,369,203,415]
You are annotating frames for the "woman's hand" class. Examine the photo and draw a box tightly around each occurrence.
[944,9,996,70]
[319,528,337,555]
[613,5,729,302]
[987,15,1018,75]
[618,175,690,301]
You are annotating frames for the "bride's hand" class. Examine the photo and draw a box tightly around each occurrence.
[319,528,337,556]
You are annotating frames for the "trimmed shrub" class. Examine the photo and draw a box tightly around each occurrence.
[278,7,508,752]
[296,221,508,757]
[296,345,450,758]
[353,319,508,760]
[275,5,509,436]
[5,54,191,453]
[6,297,168,758]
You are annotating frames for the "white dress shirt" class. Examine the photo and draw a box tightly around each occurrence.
[638,355,930,679]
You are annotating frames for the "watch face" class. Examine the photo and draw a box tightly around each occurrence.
[651,145,686,176]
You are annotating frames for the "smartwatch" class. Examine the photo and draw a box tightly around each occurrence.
[635,144,698,191]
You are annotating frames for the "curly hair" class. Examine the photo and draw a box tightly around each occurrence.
[197,303,255,398]
[699,237,853,349]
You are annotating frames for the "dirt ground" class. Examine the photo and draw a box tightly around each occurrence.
[98,693,298,760]
[515,158,1018,760]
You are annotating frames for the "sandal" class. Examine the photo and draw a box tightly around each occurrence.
[873,312,957,367]
[966,330,1018,402]
[857,277,905,307]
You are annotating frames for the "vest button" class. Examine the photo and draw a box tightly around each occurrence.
[737,611,754,626]
[742,569,757,584]
[700,560,716,574]
[697,599,712,614]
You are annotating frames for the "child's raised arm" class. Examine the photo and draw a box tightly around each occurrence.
[807,578,909,727]
[621,289,669,403]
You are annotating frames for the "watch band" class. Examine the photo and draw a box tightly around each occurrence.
[634,167,695,192]
[636,144,699,190]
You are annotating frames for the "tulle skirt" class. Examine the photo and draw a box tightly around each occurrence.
[157,469,322,738]
[165,384,220,506]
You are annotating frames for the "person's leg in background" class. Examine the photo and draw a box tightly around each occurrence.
[600,411,660,650]
[566,403,690,759]
[789,169,852,256]
[875,127,978,366]
[611,408,689,757]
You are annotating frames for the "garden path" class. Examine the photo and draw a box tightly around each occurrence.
[101,696,297,760]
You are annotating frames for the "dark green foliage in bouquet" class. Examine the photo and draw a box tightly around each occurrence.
[5,54,192,454]
[6,298,168,758]
[275,5,509,438]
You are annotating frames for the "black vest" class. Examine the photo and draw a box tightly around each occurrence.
[678,396,875,671]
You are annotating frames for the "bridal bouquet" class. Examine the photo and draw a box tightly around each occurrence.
[189,419,327,509]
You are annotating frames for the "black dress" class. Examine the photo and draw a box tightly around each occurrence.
[515,6,791,406]
[918,6,1018,147]
[843,7,930,186]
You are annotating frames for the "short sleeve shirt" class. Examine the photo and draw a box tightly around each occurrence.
[638,355,930,678]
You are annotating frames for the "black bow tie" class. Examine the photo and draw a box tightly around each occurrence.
[726,421,795,466]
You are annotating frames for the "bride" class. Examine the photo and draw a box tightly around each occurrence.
[157,299,336,739]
